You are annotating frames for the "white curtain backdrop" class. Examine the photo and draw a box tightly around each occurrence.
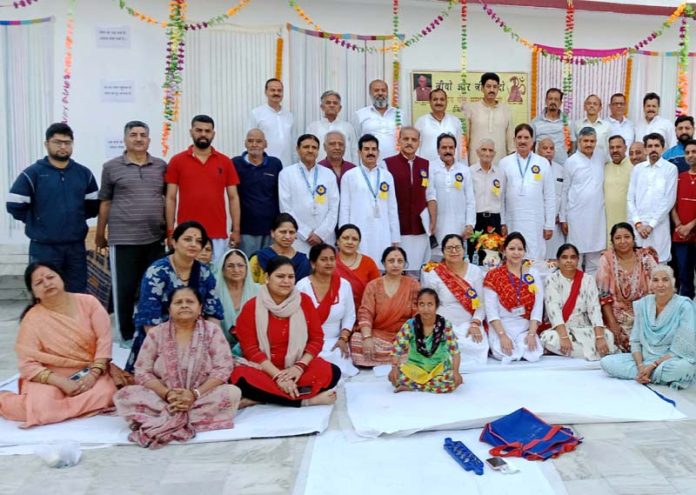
[287,25,393,141]
[171,24,280,158]
[628,52,679,123]
[0,20,54,243]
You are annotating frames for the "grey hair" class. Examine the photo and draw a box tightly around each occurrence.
[477,138,496,149]
[578,126,597,138]
[538,135,555,147]
[324,130,346,143]
[400,126,420,138]
[320,90,341,103]
[650,264,676,287]
[124,120,149,135]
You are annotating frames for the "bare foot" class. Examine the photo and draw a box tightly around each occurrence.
[303,389,337,406]
[393,385,410,393]
[239,398,260,409]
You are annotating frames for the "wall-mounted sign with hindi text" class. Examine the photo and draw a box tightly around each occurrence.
[96,25,131,48]
[100,80,135,103]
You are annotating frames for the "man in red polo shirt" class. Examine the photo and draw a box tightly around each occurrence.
[385,126,437,275]
[671,139,696,298]
[165,114,241,266]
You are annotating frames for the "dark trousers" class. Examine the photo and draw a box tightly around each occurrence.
[29,240,87,293]
[112,241,165,341]
[235,364,342,408]
[468,212,502,263]
[673,242,696,299]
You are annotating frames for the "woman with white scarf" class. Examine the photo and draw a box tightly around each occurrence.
[230,256,341,407]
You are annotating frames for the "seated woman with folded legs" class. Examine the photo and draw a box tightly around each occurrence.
[421,234,488,365]
[541,243,616,360]
[296,243,358,377]
[351,247,420,367]
[389,289,463,393]
[0,263,127,428]
[231,256,340,407]
[601,266,696,389]
[483,232,543,363]
[114,287,241,448]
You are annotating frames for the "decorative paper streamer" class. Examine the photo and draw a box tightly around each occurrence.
[161,0,187,156]
[286,23,403,54]
[392,0,401,146]
[0,15,52,25]
[61,0,76,123]
[459,0,468,157]
[530,50,538,119]
[114,0,252,30]
[561,0,574,150]
[274,35,283,80]
[675,5,692,116]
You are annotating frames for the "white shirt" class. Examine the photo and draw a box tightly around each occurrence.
[425,159,476,243]
[561,151,606,253]
[306,117,358,164]
[339,165,400,268]
[635,116,677,149]
[278,162,339,254]
[352,106,399,159]
[470,162,503,214]
[608,116,635,146]
[627,157,678,262]
[571,117,612,160]
[247,104,294,167]
[296,277,356,342]
[414,113,463,163]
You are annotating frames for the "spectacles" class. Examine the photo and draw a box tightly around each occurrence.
[224,263,246,270]
[444,245,463,252]
[49,139,73,147]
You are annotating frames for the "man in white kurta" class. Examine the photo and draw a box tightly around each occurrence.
[500,127,556,261]
[414,88,464,163]
[570,95,612,161]
[426,134,475,259]
[339,134,400,269]
[306,90,358,164]
[247,78,294,167]
[279,134,339,254]
[537,136,567,260]
[627,133,678,263]
[352,80,399,159]
[560,127,606,275]
[635,93,677,149]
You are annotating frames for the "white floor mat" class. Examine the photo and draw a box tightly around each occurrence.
[303,429,567,495]
[346,369,686,438]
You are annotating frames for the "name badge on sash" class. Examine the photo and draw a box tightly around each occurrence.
[511,306,525,317]
[314,185,327,204]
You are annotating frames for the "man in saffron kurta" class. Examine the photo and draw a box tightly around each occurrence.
[604,135,633,246]
[385,127,437,274]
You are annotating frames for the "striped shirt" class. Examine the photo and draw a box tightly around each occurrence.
[98,153,167,245]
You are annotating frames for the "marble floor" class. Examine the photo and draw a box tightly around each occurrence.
[1,300,696,495]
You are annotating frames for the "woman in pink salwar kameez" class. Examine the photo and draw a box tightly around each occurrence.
[114,287,241,449]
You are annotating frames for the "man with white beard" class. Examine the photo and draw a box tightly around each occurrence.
[353,80,399,159]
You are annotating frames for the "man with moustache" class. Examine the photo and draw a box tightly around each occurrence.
[307,90,358,163]
[279,134,339,254]
[603,135,633,245]
[466,72,514,163]
[537,137,566,259]
[635,93,677,149]
[663,115,695,173]
[385,127,437,273]
[247,78,294,167]
[670,139,696,297]
[570,95,611,159]
[414,88,463,163]
[560,128,606,275]
[607,93,635,146]
[532,88,568,164]
[96,121,167,341]
[233,128,283,256]
[353,80,399,159]
[426,133,475,260]
[629,141,646,165]
[7,123,99,293]
[165,114,241,266]
[340,134,400,268]
[627,133,678,263]
[318,130,355,186]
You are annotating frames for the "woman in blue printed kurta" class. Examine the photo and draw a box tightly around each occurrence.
[126,222,223,372]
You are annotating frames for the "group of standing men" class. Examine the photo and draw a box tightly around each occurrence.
[7,73,696,342]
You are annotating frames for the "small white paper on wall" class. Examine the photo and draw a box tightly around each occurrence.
[101,80,135,103]
[96,26,130,48]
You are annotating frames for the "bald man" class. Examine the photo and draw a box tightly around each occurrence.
[353,79,399,159]
[629,141,646,165]
[233,128,283,255]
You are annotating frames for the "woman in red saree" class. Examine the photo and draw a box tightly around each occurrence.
[231,256,341,407]
[541,243,616,360]
[352,247,419,367]
[114,287,241,448]
[0,263,126,428]
[334,224,381,311]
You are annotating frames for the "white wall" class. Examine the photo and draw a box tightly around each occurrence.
[11,0,683,172]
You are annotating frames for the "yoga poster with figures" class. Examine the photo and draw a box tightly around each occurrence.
[411,71,530,129]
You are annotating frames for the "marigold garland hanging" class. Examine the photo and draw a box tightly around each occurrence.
[392,0,401,145]
[274,36,284,80]
[561,0,574,150]
[459,0,468,157]
[61,0,76,123]
[676,5,692,116]
[623,56,633,107]
[160,0,187,156]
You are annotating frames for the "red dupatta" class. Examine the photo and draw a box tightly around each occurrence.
[483,266,536,319]
[314,272,341,324]
[429,262,479,316]
[562,271,584,322]
[336,257,365,302]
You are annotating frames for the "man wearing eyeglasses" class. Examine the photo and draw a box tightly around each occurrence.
[6,123,99,293]
[607,93,635,148]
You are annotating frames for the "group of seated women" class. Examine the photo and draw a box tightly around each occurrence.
[1,215,695,449]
